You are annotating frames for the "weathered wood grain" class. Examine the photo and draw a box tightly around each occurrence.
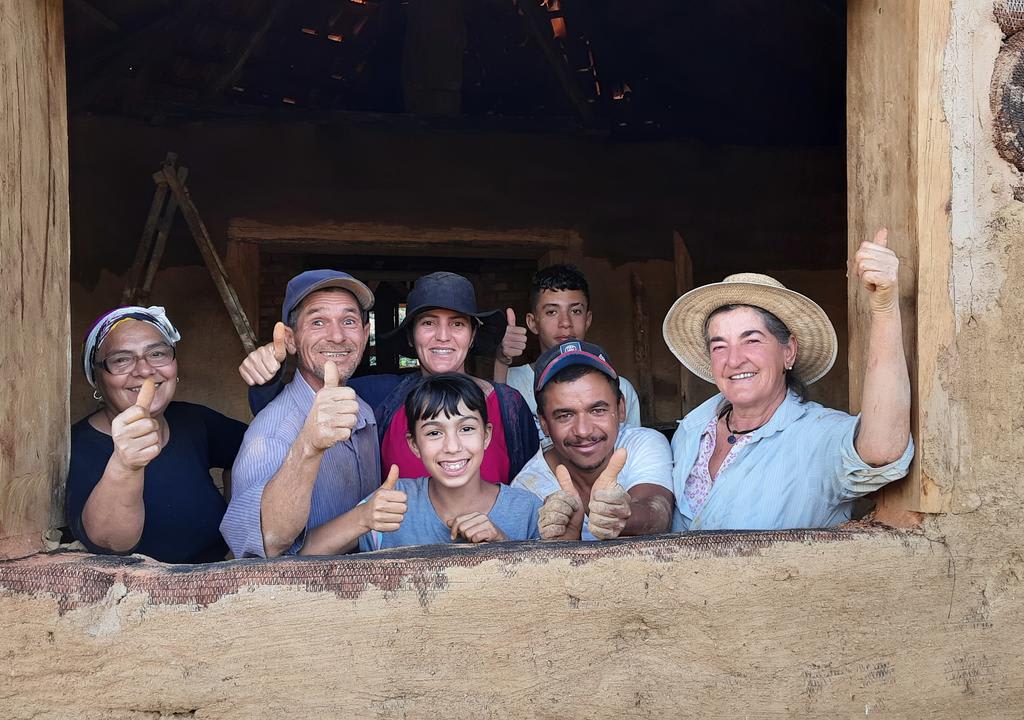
[0,0,70,557]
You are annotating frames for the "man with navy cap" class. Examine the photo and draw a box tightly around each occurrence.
[221,270,381,557]
[511,340,674,541]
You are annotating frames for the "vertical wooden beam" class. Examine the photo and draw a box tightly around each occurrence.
[846,0,952,514]
[0,0,71,557]
[225,240,262,340]
[672,231,700,416]
[401,0,465,116]
[630,271,653,425]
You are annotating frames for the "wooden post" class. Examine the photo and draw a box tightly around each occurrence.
[0,0,70,558]
[630,271,653,425]
[160,166,258,354]
[225,239,262,340]
[847,0,952,514]
[401,0,465,116]
[673,230,699,416]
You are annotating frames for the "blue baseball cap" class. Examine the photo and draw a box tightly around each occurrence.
[282,270,374,323]
[533,339,618,392]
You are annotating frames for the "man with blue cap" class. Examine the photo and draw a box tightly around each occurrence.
[221,270,381,557]
[511,340,674,541]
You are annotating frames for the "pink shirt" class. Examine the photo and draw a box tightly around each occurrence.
[684,414,753,513]
[380,390,511,484]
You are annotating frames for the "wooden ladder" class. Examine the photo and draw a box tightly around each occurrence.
[122,152,257,354]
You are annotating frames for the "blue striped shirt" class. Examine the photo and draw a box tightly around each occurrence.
[221,372,380,557]
[671,391,914,531]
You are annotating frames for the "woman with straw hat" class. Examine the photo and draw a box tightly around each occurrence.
[661,229,914,531]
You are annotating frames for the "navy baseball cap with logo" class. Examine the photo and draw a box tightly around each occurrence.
[533,339,619,392]
[281,269,374,323]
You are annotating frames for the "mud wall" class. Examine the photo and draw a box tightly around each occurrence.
[67,116,848,425]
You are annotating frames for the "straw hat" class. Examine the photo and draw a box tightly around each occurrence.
[662,273,837,385]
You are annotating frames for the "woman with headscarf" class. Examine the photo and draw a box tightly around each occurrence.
[242,272,538,484]
[67,306,246,563]
[661,230,914,531]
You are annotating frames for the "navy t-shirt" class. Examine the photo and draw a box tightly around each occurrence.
[66,402,246,564]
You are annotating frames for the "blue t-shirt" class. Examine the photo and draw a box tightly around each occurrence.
[358,477,542,552]
[66,402,246,564]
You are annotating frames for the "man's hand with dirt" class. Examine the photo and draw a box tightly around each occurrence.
[586,447,630,540]
[302,360,361,452]
[539,464,584,541]
[239,321,290,386]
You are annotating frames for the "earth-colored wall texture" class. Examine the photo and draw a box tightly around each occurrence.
[2,1,1023,719]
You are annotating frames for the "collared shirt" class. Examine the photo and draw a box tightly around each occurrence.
[670,391,915,532]
[505,363,643,447]
[511,425,673,540]
[684,414,753,513]
[221,372,380,558]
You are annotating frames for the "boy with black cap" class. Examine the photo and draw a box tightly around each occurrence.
[510,340,674,541]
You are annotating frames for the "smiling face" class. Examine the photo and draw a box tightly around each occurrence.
[94,320,178,417]
[288,288,369,390]
[408,401,492,489]
[526,289,593,352]
[412,309,477,375]
[538,369,624,476]
[706,305,797,411]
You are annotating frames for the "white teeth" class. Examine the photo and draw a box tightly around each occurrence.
[730,372,756,380]
[439,460,468,472]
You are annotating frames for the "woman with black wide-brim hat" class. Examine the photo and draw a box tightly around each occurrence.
[662,229,915,531]
[370,272,537,484]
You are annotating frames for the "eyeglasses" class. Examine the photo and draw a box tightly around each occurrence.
[96,345,176,376]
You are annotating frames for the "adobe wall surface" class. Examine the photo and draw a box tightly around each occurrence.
[3,2,1022,719]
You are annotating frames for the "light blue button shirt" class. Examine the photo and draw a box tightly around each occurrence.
[671,391,914,531]
[221,372,380,558]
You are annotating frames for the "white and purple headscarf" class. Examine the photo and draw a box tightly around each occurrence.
[83,306,181,387]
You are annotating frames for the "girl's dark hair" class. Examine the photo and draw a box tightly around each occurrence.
[405,372,489,428]
[703,304,808,402]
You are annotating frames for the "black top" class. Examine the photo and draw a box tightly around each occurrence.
[66,402,246,564]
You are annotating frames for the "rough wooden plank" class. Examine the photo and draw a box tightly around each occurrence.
[629,271,653,424]
[846,0,952,514]
[121,156,174,305]
[224,239,261,340]
[513,0,596,125]
[205,0,286,100]
[0,0,70,557]
[672,230,702,416]
[160,168,257,354]
[139,166,189,303]
[229,218,579,247]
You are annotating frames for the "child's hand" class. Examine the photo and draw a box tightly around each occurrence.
[448,513,508,543]
[363,465,407,532]
[587,447,630,540]
[538,465,584,540]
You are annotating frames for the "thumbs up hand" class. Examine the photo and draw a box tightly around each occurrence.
[853,228,900,314]
[360,465,408,533]
[538,464,584,541]
[239,321,292,386]
[495,308,528,367]
[110,378,162,471]
[587,447,631,541]
[303,361,361,451]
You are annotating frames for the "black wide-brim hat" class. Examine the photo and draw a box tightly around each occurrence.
[382,271,507,358]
